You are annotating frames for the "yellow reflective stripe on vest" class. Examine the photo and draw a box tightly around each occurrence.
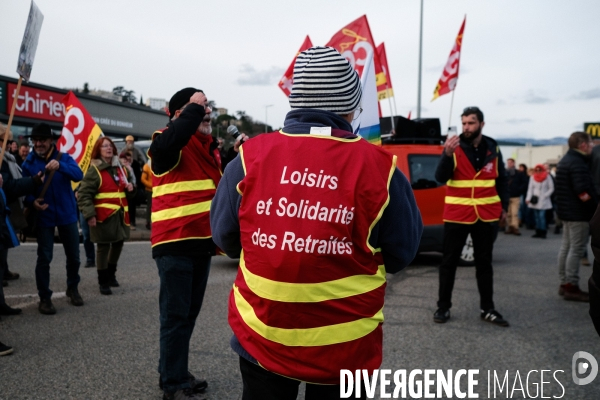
[152,179,216,198]
[240,251,386,303]
[233,284,383,346]
[446,179,496,188]
[151,200,211,223]
[95,204,129,211]
[94,192,126,199]
[445,195,501,205]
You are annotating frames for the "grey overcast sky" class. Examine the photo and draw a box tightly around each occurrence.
[1,0,599,139]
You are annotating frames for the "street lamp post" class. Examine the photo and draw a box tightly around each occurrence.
[264,105,273,133]
[417,0,424,119]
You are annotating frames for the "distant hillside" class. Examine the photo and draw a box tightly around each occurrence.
[496,137,568,146]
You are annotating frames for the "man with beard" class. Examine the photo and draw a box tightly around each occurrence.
[21,123,84,314]
[148,88,218,400]
[433,107,509,326]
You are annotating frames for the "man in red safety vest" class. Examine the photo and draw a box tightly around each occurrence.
[149,88,220,400]
[433,106,510,327]
[211,46,423,399]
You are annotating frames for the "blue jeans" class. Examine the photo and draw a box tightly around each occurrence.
[35,222,81,300]
[533,209,547,231]
[79,212,95,263]
[156,254,212,393]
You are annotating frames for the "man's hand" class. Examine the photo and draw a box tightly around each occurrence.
[500,210,507,223]
[32,171,44,186]
[88,216,97,227]
[189,92,208,107]
[46,159,60,172]
[126,183,134,192]
[234,133,249,153]
[0,174,3,188]
[33,198,49,211]
[444,135,460,157]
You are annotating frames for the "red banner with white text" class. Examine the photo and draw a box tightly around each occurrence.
[326,15,386,90]
[432,16,466,101]
[278,35,313,97]
[57,91,103,176]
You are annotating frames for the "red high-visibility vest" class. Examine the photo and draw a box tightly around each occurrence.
[93,167,130,225]
[443,146,502,223]
[229,130,396,384]
[149,129,221,247]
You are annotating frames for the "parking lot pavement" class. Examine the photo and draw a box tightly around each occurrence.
[1,230,599,399]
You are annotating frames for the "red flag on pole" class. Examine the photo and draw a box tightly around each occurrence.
[57,91,103,176]
[325,15,385,85]
[376,42,394,100]
[278,35,313,97]
[432,16,466,101]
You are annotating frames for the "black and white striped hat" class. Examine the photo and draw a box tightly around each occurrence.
[289,46,362,115]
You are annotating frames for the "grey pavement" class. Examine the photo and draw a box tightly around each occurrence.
[1,228,600,399]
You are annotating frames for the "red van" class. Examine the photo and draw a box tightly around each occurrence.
[382,135,483,265]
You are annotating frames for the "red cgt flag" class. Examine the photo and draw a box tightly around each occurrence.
[278,35,313,97]
[376,42,394,100]
[326,15,386,88]
[57,91,103,176]
[432,16,466,101]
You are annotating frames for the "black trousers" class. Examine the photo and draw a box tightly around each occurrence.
[438,221,495,311]
[239,357,366,400]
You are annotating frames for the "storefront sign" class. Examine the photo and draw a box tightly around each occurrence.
[7,82,65,122]
[585,122,600,138]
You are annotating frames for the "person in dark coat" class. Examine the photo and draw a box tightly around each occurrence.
[555,132,598,302]
[0,124,42,286]
[589,203,600,336]
[505,158,528,235]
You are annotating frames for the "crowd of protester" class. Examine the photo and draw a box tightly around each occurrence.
[0,48,600,400]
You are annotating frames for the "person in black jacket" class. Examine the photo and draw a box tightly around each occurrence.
[0,124,42,288]
[505,158,528,235]
[556,132,597,302]
[589,203,600,336]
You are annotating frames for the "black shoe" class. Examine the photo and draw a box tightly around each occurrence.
[66,287,84,306]
[0,303,22,315]
[98,269,113,295]
[84,261,96,268]
[554,226,561,234]
[160,373,208,393]
[433,308,450,323]
[99,284,112,295]
[2,280,7,287]
[38,299,56,315]
[532,229,542,238]
[163,388,205,400]
[4,270,19,280]
[107,263,119,287]
[0,341,14,356]
[481,309,509,327]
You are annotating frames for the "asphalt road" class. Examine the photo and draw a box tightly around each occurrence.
[1,230,599,399]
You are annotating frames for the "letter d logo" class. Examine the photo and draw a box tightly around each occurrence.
[572,351,598,385]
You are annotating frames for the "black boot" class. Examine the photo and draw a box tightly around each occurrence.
[539,229,547,239]
[97,269,112,295]
[107,263,119,287]
[532,229,542,238]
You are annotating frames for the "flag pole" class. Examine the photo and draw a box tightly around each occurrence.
[0,76,23,166]
[386,87,395,132]
[417,0,424,119]
[448,88,456,130]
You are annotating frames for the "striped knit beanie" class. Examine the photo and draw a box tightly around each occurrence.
[289,46,362,115]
